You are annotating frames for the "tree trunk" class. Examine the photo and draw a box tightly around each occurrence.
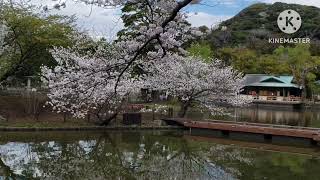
[301,74,307,102]
[99,113,118,126]
[0,65,17,82]
[63,112,67,123]
[178,101,190,118]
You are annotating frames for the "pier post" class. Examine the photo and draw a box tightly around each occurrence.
[311,139,318,146]
[264,134,273,142]
[221,130,230,136]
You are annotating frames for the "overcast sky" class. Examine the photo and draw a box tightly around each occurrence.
[25,0,320,41]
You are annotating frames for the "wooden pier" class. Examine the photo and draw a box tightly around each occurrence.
[162,118,320,144]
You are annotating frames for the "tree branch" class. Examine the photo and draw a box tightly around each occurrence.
[114,0,193,93]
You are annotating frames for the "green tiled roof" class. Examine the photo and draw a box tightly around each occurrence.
[244,74,300,88]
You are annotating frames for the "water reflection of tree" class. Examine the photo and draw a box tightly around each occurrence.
[5,132,319,179]
[0,157,22,179]
[0,132,254,179]
[234,107,318,127]
[0,142,40,179]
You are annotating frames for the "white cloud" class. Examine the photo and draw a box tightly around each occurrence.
[27,0,124,41]
[200,0,240,6]
[16,0,320,40]
[31,1,231,38]
[187,12,232,27]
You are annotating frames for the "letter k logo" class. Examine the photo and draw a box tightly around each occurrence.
[286,16,294,27]
[277,9,302,34]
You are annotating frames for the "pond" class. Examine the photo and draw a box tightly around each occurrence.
[232,107,320,128]
[0,130,320,179]
[183,106,320,128]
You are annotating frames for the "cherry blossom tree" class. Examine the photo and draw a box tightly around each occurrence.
[113,0,201,90]
[42,41,143,125]
[0,20,9,56]
[0,1,10,81]
[143,55,251,117]
[0,21,11,79]
[41,0,250,124]
[42,0,202,124]
[46,0,200,90]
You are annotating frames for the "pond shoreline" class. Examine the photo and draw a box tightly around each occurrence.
[0,125,183,132]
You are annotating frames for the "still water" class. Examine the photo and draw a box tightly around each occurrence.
[232,107,320,127]
[0,131,320,180]
[184,106,320,128]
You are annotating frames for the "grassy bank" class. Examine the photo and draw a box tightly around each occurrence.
[0,120,92,128]
[0,93,167,127]
[0,93,220,128]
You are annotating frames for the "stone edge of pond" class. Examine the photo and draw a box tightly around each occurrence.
[0,126,183,132]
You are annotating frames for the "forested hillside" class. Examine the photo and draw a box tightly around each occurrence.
[188,2,320,97]
[207,2,320,52]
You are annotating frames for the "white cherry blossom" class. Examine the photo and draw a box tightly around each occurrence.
[42,42,142,123]
[41,0,250,123]
[143,55,251,117]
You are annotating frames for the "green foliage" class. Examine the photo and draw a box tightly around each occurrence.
[0,5,76,82]
[206,2,320,50]
[257,54,290,75]
[216,44,320,98]
[205,2,320,98]
[273,44,320,98]
[117,1,149,40]
[216,44,320,97]
[309,82,320,96]
[187,42,213,62]
[216,47,260,73]
[274,44,320,85]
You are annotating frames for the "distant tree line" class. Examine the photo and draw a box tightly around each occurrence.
[186,2,320,98]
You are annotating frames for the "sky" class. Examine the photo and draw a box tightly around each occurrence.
[25,0,320,40]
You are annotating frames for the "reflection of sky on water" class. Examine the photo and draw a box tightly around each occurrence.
[0,142,39,176]
[0,131,319,179]
[0,133,243,179]
[0,140,96,178]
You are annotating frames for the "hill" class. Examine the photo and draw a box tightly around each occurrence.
[206,2,320,53]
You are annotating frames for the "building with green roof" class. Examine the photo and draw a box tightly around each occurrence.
[243,74,302,103]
